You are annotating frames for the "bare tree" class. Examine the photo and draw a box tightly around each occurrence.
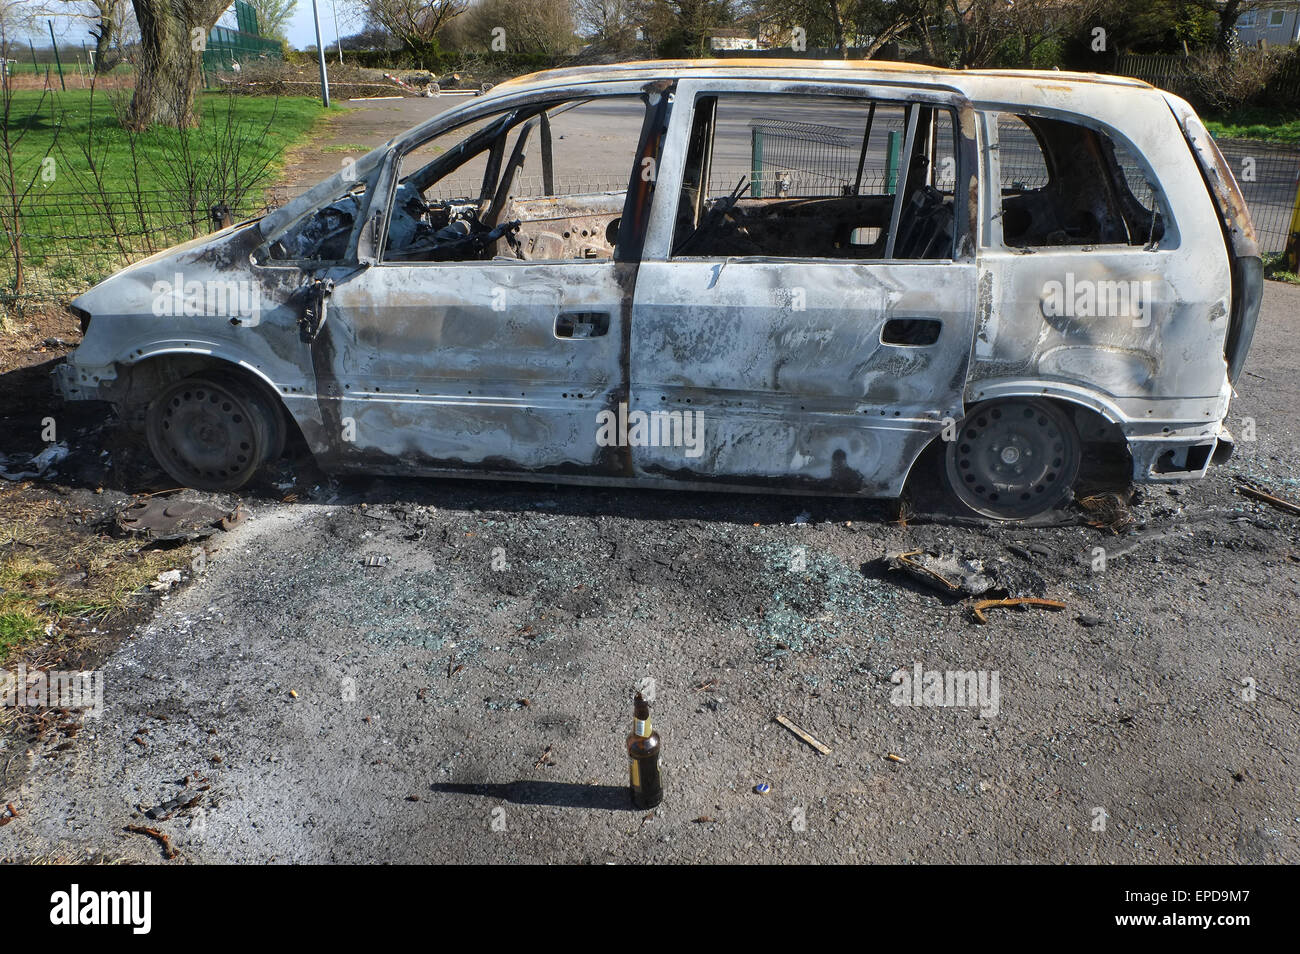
[636,0,738,57]
[574,0,639,46]
[0,0,42,45]
[449,0,575,53]
[351,0,468,54]
[918,0,1107,68]
[52,0,137,73]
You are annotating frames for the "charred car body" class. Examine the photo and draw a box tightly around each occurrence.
[55,61,1261,519]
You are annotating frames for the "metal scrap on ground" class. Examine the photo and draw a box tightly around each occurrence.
[117,498,240,542]
[885,550,998,597]
[969,598,1067,624]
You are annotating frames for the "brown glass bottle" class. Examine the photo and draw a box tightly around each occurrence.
[627,692,663,809]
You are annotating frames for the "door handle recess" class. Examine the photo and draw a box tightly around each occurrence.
[555,311,611,339]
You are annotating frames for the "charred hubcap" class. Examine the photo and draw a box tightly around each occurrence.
[158,385,256,482]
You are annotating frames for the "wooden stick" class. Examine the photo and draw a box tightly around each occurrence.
[1238,484,1300,517]
[774,714,831,755]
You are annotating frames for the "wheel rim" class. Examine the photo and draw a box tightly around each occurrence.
[152,381,263,487]
[945,400,1080,519]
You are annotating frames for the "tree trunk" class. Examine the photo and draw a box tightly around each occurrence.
[829,0,847,57]
[1217,0,1242,53]
[91,15,121,73]
[127,0,227,130]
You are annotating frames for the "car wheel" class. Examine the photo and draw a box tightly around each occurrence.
[145,374,277,491]
[943,399,1081,520]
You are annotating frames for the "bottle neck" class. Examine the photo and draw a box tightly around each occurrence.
[633,716,652,737]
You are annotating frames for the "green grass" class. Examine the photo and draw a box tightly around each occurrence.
[1263,251,1300,284]
[0,605,47,656]
[1,88,336,297]
[1204,108,1300,143]
[3,88,332,198]
[0,493,186,664]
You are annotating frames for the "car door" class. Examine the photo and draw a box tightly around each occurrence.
[310,87,668,478]
[629,79,981,497]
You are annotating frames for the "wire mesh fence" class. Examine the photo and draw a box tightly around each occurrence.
[1,131,1296,308]
[745,116,1296,254]
[1211,139,1300,255]
[739,116,910,197]
[0,189,274,307]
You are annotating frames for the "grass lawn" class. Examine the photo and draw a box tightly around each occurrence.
[4,88,330,197]
[1204,108,1300,143]
[1,88,335,298]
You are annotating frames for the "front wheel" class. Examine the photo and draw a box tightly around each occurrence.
[942,399,1081,520]
[145,374,280,491]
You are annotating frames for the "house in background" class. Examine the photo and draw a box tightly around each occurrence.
[1237,3,1300,46]
[709,28,761,52]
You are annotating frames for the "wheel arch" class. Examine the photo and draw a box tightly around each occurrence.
[107,349,294,439]
[901,384,1130,497]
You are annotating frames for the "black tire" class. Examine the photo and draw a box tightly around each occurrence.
[145,374,278,491]
[942,398,1081,520]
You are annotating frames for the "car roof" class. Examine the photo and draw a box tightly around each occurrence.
[490,58,1158,102]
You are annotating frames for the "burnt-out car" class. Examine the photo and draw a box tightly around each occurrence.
[55,60,1261,519]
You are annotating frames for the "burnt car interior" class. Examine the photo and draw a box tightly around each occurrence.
[261,98,647,266]
[672,95,959,261]
[999,114,1166,248]
[263,183,368,263]
[381,98,642,264]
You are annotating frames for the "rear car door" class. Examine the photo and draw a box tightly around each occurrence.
[629,78,980,496]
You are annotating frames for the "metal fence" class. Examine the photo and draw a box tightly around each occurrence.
[1212,139,1299,255]
[0,189,272,306]
[742,116,910,197]
[1,130,1296,308]
[1114,52,1300,106]
[201,26,282,89]
[745,117,1297,255]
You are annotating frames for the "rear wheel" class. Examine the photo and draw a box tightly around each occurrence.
[145,374,280,491]
[943,399,1081,520]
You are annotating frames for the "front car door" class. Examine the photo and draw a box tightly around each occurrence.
[301,82,671,479]
[629,77,981,497]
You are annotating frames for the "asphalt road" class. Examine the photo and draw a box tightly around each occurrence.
[2,282,1297,865]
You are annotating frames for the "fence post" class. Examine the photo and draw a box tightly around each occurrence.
[886,130,901,193]
[1286,173,1300,272]
[47,20,65,91]
[750,127,763,198]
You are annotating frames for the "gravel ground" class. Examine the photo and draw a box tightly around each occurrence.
[1,283,1297,865]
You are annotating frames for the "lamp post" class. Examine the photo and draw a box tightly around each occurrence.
[332,0,343,65]
[311,0,330,108]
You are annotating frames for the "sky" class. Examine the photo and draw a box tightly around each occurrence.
[31,2,352,54]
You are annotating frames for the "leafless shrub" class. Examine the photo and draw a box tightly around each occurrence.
[1185,46,1286,111]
